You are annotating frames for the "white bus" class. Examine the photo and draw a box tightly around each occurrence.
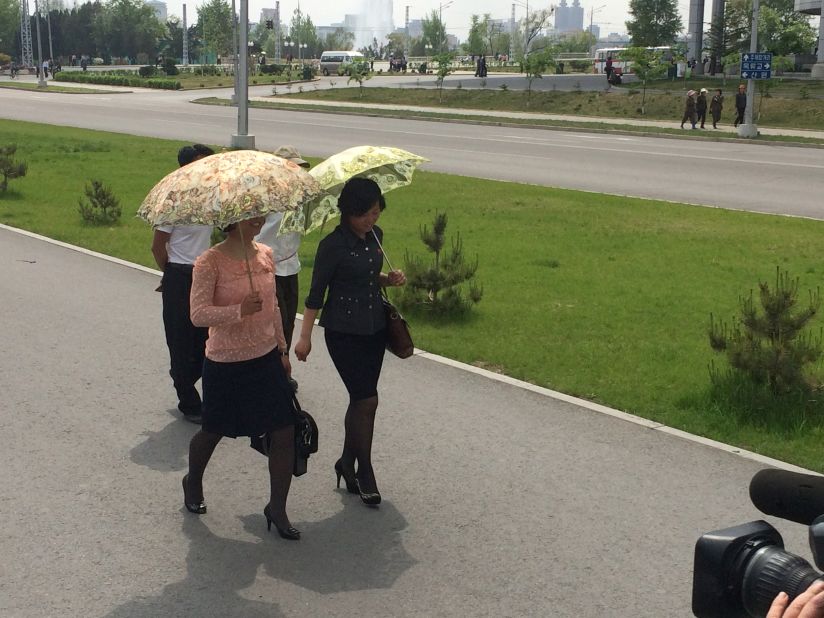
[319,51,365,76]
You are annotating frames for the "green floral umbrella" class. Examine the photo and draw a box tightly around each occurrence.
[137,149,323,228]
[279,145,429,235]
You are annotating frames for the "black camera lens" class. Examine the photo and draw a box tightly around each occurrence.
[740,544,821,617]
[693,521,824,618]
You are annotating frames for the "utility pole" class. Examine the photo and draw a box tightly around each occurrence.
[45,0,53,62]
[274,1,281,62]
[231,0,238,104]
[230,0,255,149]
[737,0,759,138]
[405,5,410,61]
[34,0,46,87]
[510,4,516,61]
[182,4,189,66]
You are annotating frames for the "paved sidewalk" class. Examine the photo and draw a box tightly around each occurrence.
[0,225,812,617]
[250,94,824,140]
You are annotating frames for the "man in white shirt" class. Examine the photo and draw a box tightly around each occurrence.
[151,144,214,422]
[255,145,309,391]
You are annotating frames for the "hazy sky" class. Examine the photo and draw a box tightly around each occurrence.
[159,0,639,38]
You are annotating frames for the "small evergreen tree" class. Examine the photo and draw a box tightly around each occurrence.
[78,179,122,225]
[709,267,822,394]
[399,212,483,316]
[0,144,27,192]
[433,52,454,103]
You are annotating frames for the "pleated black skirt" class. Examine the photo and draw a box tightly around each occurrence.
[202,348,295,438]
[324,329,386,401]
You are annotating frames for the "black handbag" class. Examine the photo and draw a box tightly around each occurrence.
[250,393,318,477]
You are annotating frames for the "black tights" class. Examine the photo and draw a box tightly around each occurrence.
[187,425,295,528]
[340,395,379,494]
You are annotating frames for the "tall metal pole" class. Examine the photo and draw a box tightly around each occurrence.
[230,0,255,149]
[182,4,189,66]
[34,0,46,87]
[737,0,759,138]
[231,0,239,104]
[45,0,53,62]
[297,0,301,62]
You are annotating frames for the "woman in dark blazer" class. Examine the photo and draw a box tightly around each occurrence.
[294,178,406,506]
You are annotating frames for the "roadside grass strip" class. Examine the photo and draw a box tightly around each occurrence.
[2,118,823,471]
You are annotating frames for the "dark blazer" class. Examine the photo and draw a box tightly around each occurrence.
[305,223,386,335]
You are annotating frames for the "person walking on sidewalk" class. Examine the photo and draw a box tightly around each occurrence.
[696,88,708,129]
[294,178,407,507]
[184,217,301,540]
[734,83,747,127]
[710,89,724,129]
[151,144,215,423]
[255,145,310,392]
[680,90,697,129]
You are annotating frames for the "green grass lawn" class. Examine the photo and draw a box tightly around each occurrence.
[274,85,824,131]
[0,81,120,94]
[2,119,823,471]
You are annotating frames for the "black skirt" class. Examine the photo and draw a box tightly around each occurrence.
[202,348,295,438]
[324,329,386,401]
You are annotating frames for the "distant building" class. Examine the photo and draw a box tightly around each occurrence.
[588,24,600,39]
[147,0,167,22]
[260,8,276,25]
[554,0,584,33]
[407,19,423,39]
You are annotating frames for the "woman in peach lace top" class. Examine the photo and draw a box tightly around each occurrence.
[182,216,301,540]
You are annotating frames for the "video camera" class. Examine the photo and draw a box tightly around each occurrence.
[692,469,824,617]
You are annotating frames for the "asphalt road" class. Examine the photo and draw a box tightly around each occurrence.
[1,85,823,220]
[0,224,814,617]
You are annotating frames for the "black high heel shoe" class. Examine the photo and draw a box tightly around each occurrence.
[182,474,206,514]
[264,504,300,541]
[334,459,359,494]
[356,474,381,506]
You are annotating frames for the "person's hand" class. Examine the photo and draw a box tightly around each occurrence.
[768,581,824,618]
[387,270,406,287]
[240,291,262,316]
[280,354,292,376]
[294,336,311,362]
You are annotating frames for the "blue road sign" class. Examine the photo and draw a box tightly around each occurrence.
[740,52,772,79]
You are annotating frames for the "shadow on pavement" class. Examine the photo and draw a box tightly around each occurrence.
[104,495,415,616]
[129,411,198,473]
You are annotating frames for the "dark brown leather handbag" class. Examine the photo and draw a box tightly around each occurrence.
[382,292,414,359]
[372,230,414,359]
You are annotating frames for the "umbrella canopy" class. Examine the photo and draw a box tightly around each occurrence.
[138,149,324,228]
[279,145,428,235]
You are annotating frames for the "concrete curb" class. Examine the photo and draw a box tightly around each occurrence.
[2,221,815,476]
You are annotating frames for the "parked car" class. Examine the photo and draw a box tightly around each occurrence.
[319,51,365,76]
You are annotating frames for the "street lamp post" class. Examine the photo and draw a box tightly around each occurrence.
[230,0,255,149]
[589,4,606,58]
[33,0,46,87]
[438,1,453,52]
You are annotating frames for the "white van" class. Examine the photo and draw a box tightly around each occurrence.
[319,51,365,76]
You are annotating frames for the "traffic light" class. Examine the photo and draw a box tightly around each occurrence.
[265,19,273,30]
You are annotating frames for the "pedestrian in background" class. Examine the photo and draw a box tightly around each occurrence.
[255,145,310,392]
[696,88,708,129]
[294,178,407,507]
[151,144,215,423]
[710,89,724,129]
[734,83,747,127]
[680,90,697,129]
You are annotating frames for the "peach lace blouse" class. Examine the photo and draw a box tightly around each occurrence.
[191,243,287,363]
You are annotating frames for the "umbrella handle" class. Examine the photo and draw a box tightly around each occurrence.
[238,225,256,292]
[371,230,395,272]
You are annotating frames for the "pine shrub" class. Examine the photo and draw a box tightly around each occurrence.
[78,179,122,225]
[0,144,27,192]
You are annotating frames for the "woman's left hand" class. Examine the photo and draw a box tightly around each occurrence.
[281,354,292,377]
[387,270,406,287]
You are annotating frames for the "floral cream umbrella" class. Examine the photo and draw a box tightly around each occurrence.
[278,145,428,235]
[138,149,323,228]
[138,149,324,288]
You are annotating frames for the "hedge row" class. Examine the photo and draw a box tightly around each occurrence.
[53,72,182,90]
